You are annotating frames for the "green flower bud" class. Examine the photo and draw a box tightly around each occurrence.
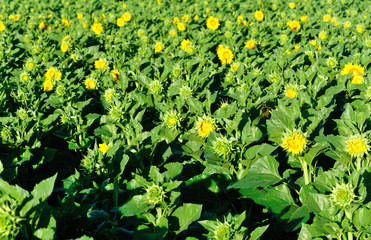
[145,184,165,205]
[330,183,356,208]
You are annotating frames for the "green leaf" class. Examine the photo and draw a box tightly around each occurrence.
[298,223,324,240]
[33,228,55,240]
[244,144,277,161]
[118,195,151,217]
[164,162,183,179]
[0,160,3,174]
[353,207,371,231]
[239,185,309,231]
[249,224,269,240]
[229,156,282,190]
[301,142,328,165]
[31,173,58,203]
[171,203,202,234]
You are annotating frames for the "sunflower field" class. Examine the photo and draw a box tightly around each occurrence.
[0,0,370,239]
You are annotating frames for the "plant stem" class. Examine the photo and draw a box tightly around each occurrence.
[355,157,361,171]
[347,232,353,240]
[299,157,310,185]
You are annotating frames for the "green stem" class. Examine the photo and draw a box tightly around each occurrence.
[355,157,361,171]
[299,157,310,185]
[347,232,353,240]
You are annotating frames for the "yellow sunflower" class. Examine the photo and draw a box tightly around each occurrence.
[340,63,364,76]
[206,16,220,30]
[217,45,233,65]
[196,115,216,138]
[282,130,308,155]
[345,134,369,157]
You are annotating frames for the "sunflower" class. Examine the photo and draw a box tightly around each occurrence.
[61,43,68,52]
[287,20,301,31]
[254,10,264,21]
[85,78,96,90]
[180,39,192,52]
[98,143,110,155]
[154,42,163,53]
[91,23,103,35]
[94,59,107,70]
[217,45,233,65]
[122,12,132,22]
[45,68,62,81]
[117,17,125,27]
[340,63,364,76]
[111,70,120,82]
[345,134,369,157]
[43,79,53,92]
[206,16,220,30]
[282,130,308,155]
[244,40,257,50]
[195,115,216,138]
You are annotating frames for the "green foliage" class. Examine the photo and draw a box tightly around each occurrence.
[0,0,370,239]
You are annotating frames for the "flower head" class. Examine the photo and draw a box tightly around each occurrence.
[244,40,257,50]
[289,2,295,9]
[85,78,96,90]
[196,115,215,138]
[111,70,120,82]
[145,184,165,205]
[43,79,53,92]
[212,136,233,157]
[45,68,62,81]
[330,182,356,208]
[323,15,331,22]
[122,12,132,22]
[154,42,163,53]
[213,221,233,240]
[282,130,308,155]
[149,80,163,95]
[181,39,192,52]
[117,17,125,27]
[98,143,109,155]
[61,43,69,52]
[206,16,220,30]
[217,45,233,65]
[94,59,107,70]
[92,23,103,35]
[177,22,186,31]
[345,134,369,157]
[319,32,326,39]
[351,75,364,84]
[163,110,182,129]
[0,197,23,239]
[254,10,264,21]
[341,63,364,76]
[287,20,301,31]
[0,23,6,32]
[20,72,30,82]
[300,16,307,22]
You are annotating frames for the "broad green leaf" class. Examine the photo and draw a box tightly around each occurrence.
[164,162,183,179]
[31,173,58,203]
[118,195,151,217]
[249,224,269,240]
[171,203,202,234]
[34,228,55,240]
[239,184,309,231]
[229,156,282,190]
[353,207,371,231]
[302,142,328,165]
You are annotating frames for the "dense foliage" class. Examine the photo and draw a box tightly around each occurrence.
[0,0,370,239]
